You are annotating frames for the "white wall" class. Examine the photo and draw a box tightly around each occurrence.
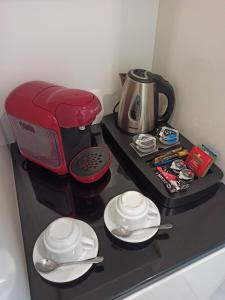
[0,0,121,116]
[153,0,225,181]
[0,1,159,299]
[119,0,159,71]
[0,0,159,118]
[0,144,30,300]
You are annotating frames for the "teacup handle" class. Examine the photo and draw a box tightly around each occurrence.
[81,237,95,251]
[118,218,129,229]
[147,207,159,221]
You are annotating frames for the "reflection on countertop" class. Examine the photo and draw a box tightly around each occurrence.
[10,142,225,300]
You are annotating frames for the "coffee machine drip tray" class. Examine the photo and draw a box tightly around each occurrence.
[102,114,223,208]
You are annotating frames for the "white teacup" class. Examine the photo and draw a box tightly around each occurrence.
[43,218,94,263]
[115,191,155,230]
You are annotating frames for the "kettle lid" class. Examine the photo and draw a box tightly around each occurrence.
[128,69,154,83]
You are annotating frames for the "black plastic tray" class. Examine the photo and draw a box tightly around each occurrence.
[102,114,223,208]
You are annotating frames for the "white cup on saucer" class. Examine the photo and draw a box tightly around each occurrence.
[43,218,94,263]
[115,191,156,231]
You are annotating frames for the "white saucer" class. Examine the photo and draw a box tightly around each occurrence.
[33,219,98,283]
[104,195,161,243]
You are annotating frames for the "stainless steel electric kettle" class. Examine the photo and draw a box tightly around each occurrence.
[117,69,175,134]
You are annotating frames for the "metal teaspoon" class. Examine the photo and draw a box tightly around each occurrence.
[35,256,104,273]
[111,223,173,238]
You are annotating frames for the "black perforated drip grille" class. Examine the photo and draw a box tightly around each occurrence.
[70,147,110,177]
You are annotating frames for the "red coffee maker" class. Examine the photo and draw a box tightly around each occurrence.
[5,81,102,175]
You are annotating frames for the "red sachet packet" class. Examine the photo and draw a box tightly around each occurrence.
[186,146,213,177]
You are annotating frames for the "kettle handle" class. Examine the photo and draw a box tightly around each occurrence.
[156,78,175,124]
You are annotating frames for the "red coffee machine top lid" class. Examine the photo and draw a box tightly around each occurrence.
[5,81,101,128]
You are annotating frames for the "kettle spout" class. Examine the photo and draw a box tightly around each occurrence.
[119,73,127,86]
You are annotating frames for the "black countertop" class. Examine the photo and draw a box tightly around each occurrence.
[11,137,225,300]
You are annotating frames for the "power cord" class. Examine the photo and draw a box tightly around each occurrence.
[113,101,119,114]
